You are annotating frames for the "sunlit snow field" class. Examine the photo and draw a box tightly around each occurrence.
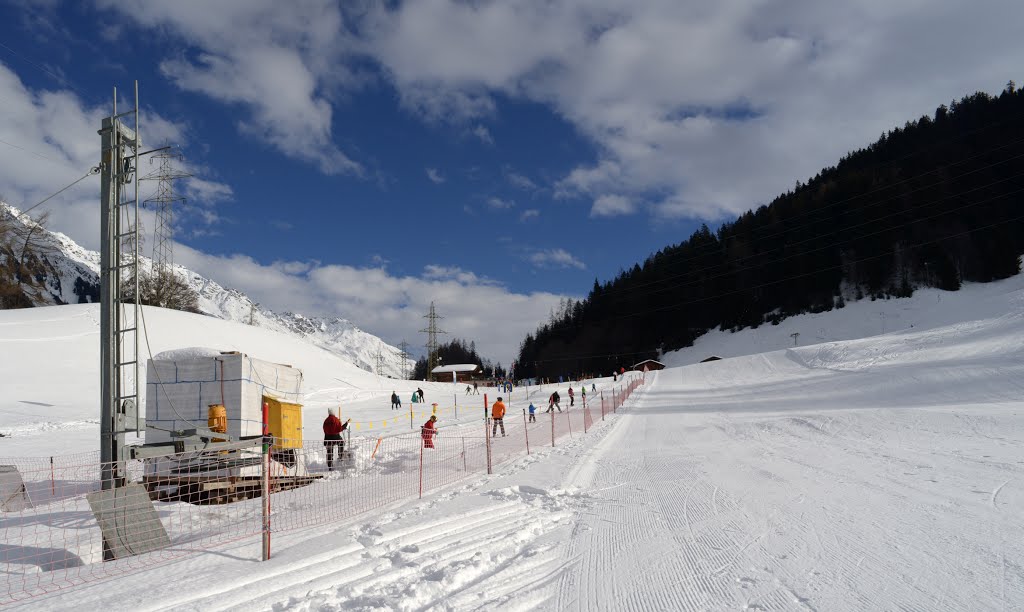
[2,275,1023,610]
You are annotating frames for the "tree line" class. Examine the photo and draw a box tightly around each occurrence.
[517,84,1024,380]
[412,338,507,381]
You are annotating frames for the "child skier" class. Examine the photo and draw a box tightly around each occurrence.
[421,415,438,449]
[491,397,506,437]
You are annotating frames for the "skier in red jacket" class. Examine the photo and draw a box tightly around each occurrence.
[421,415,438,449]
[323,408,350,470]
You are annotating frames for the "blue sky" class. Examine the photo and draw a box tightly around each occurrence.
[2,0,1022,361]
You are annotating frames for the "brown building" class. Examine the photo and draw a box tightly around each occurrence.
[430,364,481,383]
[631,359,665,372]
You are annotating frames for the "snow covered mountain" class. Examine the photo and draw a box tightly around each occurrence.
[0,202,412,378]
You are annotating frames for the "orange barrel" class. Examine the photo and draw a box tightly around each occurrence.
[208,404,227,442]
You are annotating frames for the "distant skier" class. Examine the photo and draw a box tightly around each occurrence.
[581,385,586,404]
[592,383,596,393]
[491,397,506,437]
[528,402,536,423]
[568,386,575,407]
[473,382,479,395]
[421,415,438,449]
[391,391,401,410]
[547,391,561,413]
[323,408,351,470]
[417,387,425,403]
[466,385,472,395]
[411,391,419,404]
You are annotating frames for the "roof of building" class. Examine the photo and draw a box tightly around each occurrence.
[431,364,480,373]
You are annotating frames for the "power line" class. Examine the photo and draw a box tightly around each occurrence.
[0,136,78,171]
[420,302,447,377]
[141,150,190,279]
[398,340,411,380]
[0,40,87,97]
[6,166,99,220]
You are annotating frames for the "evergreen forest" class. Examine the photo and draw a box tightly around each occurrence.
[517,85,1024,380]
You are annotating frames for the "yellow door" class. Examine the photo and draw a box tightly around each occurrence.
[263,396,303,448]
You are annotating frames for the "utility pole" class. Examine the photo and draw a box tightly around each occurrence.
[398,340,411,380]
[374,342,385,377]
[141,150,189,283]
[420,302,447,380]
[99,82,142,500]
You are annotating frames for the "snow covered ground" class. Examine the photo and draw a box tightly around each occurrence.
[4,274,1024,610]
[0,304,516,457]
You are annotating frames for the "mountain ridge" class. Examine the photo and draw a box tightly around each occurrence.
[0,201,412,378]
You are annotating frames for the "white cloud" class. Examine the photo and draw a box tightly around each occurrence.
[272,260,318,275]
[422,264,499,286]
[590,194,634,217]
[472,124,494,145]
[505,169,538,191]
[361,0,1024,220]
[425,167,445,184]
[174,245,568,361]
[397,83,496,124]
[0,62,232,252]
[0,64,140,245]
[184,177,233,204]
[486,196,515,210]
[93,1,1024,220]
[528,248,585,270]
[520,209,540,222]
[99,1,362,175]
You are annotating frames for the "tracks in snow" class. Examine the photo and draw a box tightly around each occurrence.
[156,462,585,612]
[549,373,1024,611]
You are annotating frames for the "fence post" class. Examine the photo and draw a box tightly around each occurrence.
[462,436,467,472]
[419,433,424,498]
[485,418,493,475]
[566,404,572,438]
[550,406,556,447]
[523,409,530,455]
[261,401,271,561]
[612,388,617,413]
[49,456,55,496]
[409,406,413,430]
[601,391,605,421]
[584,403,588,434]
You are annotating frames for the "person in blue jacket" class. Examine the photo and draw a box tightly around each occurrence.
[528,402,537,422]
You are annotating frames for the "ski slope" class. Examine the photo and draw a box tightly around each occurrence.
[0,304,506,457]
[4,275,1024,610]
